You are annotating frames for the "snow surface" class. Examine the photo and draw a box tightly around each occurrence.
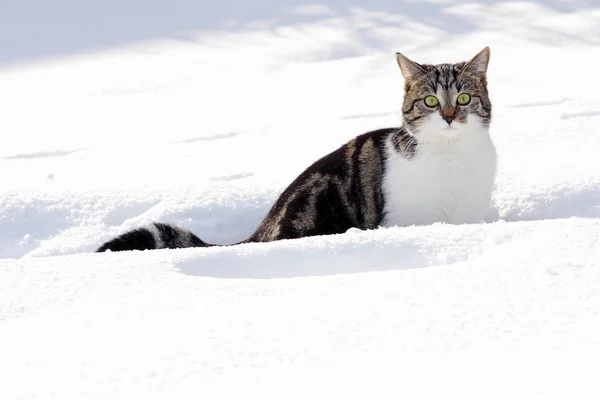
[2,1,600,399]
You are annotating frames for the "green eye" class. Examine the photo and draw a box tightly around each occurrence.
[457,93,471,106]
[424,95,439,107]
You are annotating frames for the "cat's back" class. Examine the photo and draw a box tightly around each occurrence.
[279,127,395,188]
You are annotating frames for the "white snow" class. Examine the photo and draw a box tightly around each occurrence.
[2,1,600,399]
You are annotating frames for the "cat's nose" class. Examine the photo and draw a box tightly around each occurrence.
[441,107,456,125]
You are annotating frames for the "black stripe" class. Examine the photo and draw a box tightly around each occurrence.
[403,98,421,114]
[96,228,156,252]
[155,223,178,243]
[351,141,363,226]
[452,66,461,91]
[406,115,425,124]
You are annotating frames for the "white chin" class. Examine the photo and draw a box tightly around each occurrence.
[441,125,460,137]
[417,115,480,141]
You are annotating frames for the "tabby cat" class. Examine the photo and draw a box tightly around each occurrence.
[97,47,496,252]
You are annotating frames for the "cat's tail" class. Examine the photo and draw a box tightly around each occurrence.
[96,222,213,252]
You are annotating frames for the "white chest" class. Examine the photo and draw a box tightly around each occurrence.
[382,135,497,227]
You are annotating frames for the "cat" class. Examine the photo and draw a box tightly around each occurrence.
[97,47,496,252]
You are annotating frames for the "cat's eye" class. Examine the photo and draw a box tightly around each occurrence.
[457,93,471,106]
[424,95,439,108]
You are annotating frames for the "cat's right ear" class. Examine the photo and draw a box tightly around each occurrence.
[396,52,425,81]
[464,46,491,76]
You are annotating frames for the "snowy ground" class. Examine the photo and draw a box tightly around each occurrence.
[2,1,600,399]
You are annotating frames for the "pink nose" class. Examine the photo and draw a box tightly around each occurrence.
[441,107,456,125]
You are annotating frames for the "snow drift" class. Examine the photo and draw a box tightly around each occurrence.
[1,1,600,399]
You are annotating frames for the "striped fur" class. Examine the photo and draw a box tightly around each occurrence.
[97,48,496,253]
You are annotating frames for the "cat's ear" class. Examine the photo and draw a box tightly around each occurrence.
[464,47,490,75]
[396,52,426,81]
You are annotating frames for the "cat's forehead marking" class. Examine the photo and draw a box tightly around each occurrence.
[431,64,460,91]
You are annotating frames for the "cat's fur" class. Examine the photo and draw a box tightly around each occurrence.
[97,47,496,253]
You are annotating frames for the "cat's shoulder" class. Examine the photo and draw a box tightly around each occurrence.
[314,126,401,169]
[354,126,401,146]
[281,127,401,188]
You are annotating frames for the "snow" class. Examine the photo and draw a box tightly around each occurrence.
[2,1,600,399]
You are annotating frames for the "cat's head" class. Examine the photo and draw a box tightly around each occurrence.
[396,47,491,140]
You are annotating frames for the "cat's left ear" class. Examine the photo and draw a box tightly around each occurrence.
[396,52,426,81]
[464,46,490,75]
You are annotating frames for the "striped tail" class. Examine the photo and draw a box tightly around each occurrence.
[96,222,212,252]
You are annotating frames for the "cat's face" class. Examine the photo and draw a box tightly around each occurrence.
[397,47,491,141]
